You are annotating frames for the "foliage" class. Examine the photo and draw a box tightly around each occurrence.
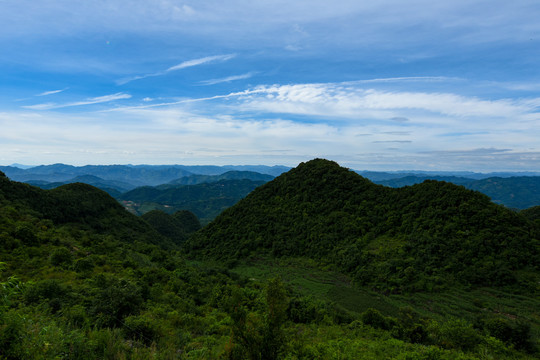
[186,159,540,292]
[0,161,538,359]
[375,175,540,209]
[120,179,266,224]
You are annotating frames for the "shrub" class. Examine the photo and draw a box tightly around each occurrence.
[50,247,73,267]
[122,315,161,345]
[432,318,481,351]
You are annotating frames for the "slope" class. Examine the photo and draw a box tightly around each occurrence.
[1,169,538,358]
[186,159,540,292]
[0,170,171,248]
[167,170,274,186]
[120,179,266,224]
[376,175,540,209]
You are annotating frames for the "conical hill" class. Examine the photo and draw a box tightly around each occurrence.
[186,159,539,291]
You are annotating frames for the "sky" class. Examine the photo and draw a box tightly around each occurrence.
[1,0,539,171]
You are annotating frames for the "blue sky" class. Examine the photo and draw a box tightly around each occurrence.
[1,0,539,171]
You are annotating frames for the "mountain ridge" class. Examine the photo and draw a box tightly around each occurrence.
[187,159,539,292]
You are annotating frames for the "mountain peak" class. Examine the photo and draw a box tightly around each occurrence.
[186,158,538,291]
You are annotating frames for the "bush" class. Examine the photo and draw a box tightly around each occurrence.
[50,247,73,267]
[74,257,94,273]
[0,312,25,359]
[122,315,161,345]
[432,318,481,351]
[484,317,536,353]
[92,278,143,327]
[361,308,392,330]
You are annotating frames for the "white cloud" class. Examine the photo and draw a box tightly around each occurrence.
[23,93,131,110]
[200,72,256,85]
[117,54,236,85]
[166,54,236,72]
[36,88,68,96]
[233,82,540,121]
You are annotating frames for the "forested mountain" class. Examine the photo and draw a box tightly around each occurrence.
[187,159,540,292]
[25,175,134,197]
[0,170,171,249]
[141,209,201,245]
[1,167,539,358]
[167,170,274,186]
[119,179,266,224]
[375,175,540,209]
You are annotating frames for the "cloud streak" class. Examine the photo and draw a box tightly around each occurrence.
[23,93,131,110]
[117,54,236,85]
[167,54,236,71]
[199,72,256,85]
[36,88,68,96]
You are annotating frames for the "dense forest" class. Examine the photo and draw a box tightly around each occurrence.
[187,159,539,292]
[375,175,540,209]
[119,179,266,224]
[1,161,540,359]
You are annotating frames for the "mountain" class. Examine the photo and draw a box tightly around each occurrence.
[375,175,540,209]
[24,175,134,197]
[467,176,540,209]
[141,209,201,245]
[221,165,291,177]
[0,170,171,248]
[358,170,540,181]
[1,164,290,187]
[2,164,194,187]
[119,179,266,224]
[375,175,474,187]
[1,168,539,358]
[186,159,540,292]
[167,170,274,186]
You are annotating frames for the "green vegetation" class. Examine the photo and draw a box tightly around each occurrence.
[168,171,274,186]
[376,175,540,209]
[187,159,539,292]
[1,161,539,359]
[120,179,266,224]
[141,209,201,245]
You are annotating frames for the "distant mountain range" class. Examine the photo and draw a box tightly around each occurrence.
[1,164,539,221]
[371,175,540,209]
[0,164,289,188]
[166,170,274,186]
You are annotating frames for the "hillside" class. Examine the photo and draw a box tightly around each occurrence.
[375,175,540,209]
[167,170,274,186]
[141,209,201,245]
[186,159,540,292]
[0,171,171,249]
[1,169,539,358]
[119,179,266,224]
[25,175,133,197]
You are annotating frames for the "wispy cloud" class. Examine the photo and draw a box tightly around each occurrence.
[350,76,464,84]
[117,54,236,85]
[23,93,131,110]
[232,82,540,120]
[167,54,236,72]
[199,72,256,85]
[36,88,68,97]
